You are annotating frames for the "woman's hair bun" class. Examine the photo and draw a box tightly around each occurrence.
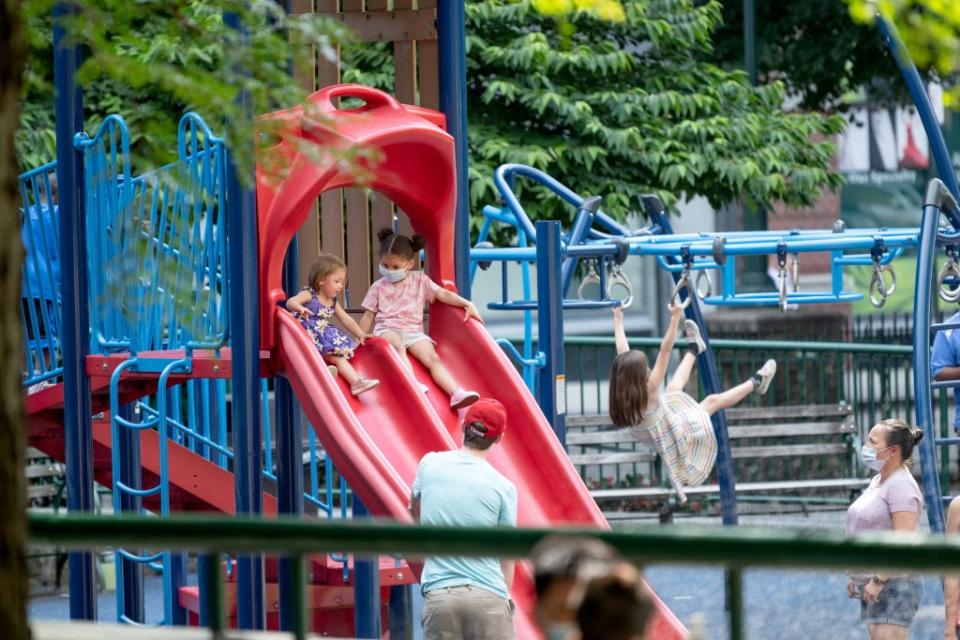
[376,227,395,242]
[912,429,924,445]
[410,234,426,252]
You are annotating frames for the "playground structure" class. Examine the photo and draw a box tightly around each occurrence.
[17,4,960,640]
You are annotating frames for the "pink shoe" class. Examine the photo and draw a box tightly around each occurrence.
[449,388,479,410]
[350,378,379,396]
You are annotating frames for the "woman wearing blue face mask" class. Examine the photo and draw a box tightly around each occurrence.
[360,228,483,409]
[845,419,924,640]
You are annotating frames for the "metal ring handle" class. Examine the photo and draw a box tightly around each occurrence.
[778,267,789,313]
[694,269,712,300]
[938,261,960,303]
[606,268,634,309]
[671,273,692,310]
[869,275,887,308]
[878,264,897,297]
[578,261,602,300]
[790,254,800,292]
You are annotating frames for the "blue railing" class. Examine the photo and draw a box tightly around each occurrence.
[18,161,62,387]
[76,112,229,357]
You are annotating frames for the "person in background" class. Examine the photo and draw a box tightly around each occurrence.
[944,496,960,640]
[931,315,960,431]
[410,398,517,639]
[846,419,924,640]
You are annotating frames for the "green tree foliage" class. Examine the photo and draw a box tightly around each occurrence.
[18,1,366,182]
[847,0,960,107]
[462,0,844,236]
[709,1,922,112]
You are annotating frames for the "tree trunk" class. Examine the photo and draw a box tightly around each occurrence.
[0,1,29,638]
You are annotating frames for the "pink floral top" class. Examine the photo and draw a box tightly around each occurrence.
[361,271,440,335]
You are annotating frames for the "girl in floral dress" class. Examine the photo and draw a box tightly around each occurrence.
[286,254,379,396]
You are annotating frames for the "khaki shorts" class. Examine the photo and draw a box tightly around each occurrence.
[421,585,515,640]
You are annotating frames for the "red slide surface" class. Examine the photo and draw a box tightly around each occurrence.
[258,84,684,639]
[274,307,685,639]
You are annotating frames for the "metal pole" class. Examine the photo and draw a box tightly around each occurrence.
[224,9,265,629]
[53,0,96,619]
[438,0,471,298]
[740,0,769,293]
[277,242,304,631]
[652,207,739,525]
[353,498,381,638]
[117,403,143,622]
[559,196,602,296]
[537,221,566,445]
[913,196,947,532]
[876,16,960,204]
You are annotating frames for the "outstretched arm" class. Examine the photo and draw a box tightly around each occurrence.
[334,305,370,343]
[435,288,483,323]
[612,307,630,355]
[359,310,376,334]
[285,290,313,315]
[647,303,684,390]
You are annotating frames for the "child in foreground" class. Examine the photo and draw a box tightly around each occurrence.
[286,254,379,396]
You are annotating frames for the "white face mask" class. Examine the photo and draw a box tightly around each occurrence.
[379,263,407,283]
[860,445,890,471]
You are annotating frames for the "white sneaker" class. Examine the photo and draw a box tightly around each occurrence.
[755,359,777,395]
[350,378,379,396]
[683,319,706,354]
[449,388,480,410]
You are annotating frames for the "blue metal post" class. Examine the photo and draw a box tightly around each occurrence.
[438,0,471,298]
[651,204,739,525]
[353,498,381,638]
[54,1,96,619]
[387,585,414,640]
[913,182,951,533]
[224,10,264,629]
[536,221,566,445]
[277,241,304,631]
[559,197,601,296]
[877,16,960,205]
[117,403,143,622]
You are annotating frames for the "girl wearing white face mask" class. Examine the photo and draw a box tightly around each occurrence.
[360,228,482,409]
[845,419,924,640]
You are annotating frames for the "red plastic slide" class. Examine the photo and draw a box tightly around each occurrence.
[258,83,685,639]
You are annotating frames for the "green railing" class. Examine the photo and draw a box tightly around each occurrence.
[557,337,953,496]
[27,513,960,640]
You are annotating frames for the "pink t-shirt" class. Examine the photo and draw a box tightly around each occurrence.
[845,467,923,536]
[361,271,440,335]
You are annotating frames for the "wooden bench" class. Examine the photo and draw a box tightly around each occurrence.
[567,403,869,505]
[25,447,64,508]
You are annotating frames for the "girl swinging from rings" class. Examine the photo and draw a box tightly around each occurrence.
[608,305,777,502]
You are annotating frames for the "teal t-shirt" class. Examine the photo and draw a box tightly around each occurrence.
[411,449,518,598]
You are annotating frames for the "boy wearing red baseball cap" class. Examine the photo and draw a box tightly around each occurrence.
[410,398,518,639]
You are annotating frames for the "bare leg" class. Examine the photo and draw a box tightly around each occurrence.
[867,623,908,640]
[699,379,756,416]
[380,330,414,372]
[408,340,458,395]
[666,352,697,393]
[325,356,360,385]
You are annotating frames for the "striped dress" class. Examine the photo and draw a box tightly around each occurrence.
[630,391,717,503]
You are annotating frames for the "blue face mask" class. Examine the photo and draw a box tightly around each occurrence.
[379,263,407,283]
[860,445,889,471]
